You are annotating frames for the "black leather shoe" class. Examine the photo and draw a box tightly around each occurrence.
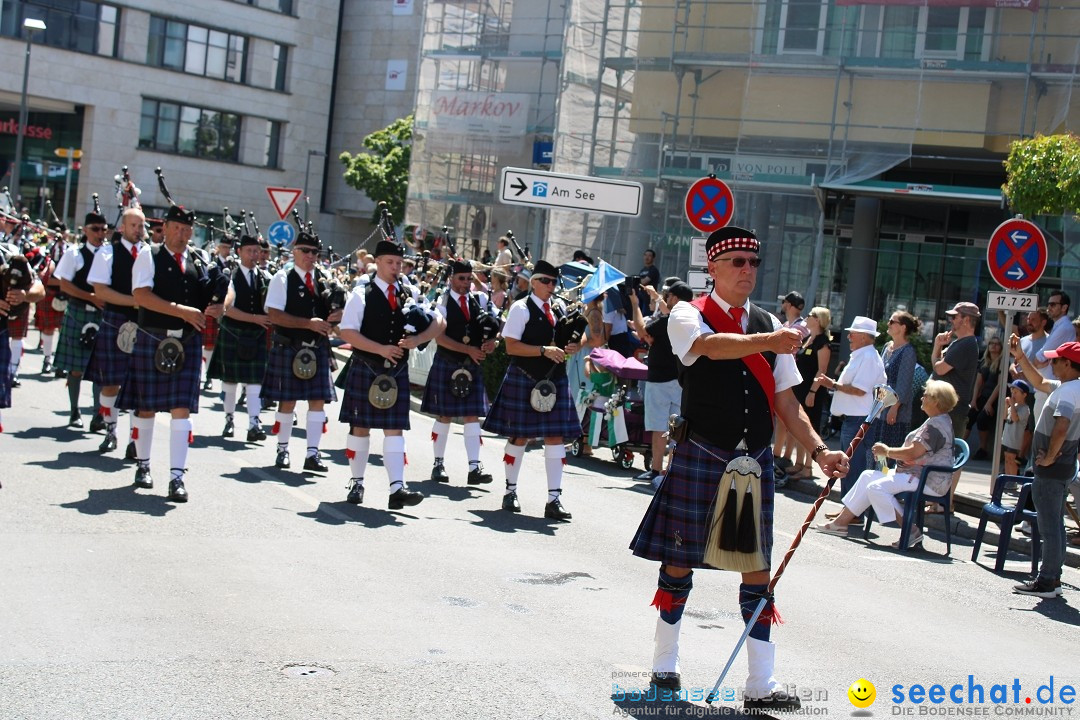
[10,377,20,388]
[167,477,189,502]
[544,497,572,521]
[346,479,364,505]
[68,412,84,429]
[41,358,52,375]
[744,692,801,712]
[650,672,681,692]
[303,455,328,473]
[125,441,137,462]
[55,368,67,379]
[133,466,153,489]
[388,487,424,510]
[222,415,235,438]
[247,425,267,442]
[89,413,106,433]
[430,460,450,482]
[502,491,521,513]
[98,431,117,453]
[275,449,291,469]
[202,378,213,391]
[635,468,660,483]
[467,464,493,485]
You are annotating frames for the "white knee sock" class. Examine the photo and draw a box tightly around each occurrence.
[463,422,482,467]
[133,415,155,464]
[545,443,566,502]
[431,420,450,459]
[222,383,238,415]
[347,434,370,480]
[503,442,525,494]
[41,333,55,359]
[100,393,118,432]
[170,417,192,481]
[274,412,293,449]
[384,435,406,492]
[306,410,325,457]
[246,383,262,426]
[9,338,22,376]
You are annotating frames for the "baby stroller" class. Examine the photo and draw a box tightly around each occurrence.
[569,348,652,470]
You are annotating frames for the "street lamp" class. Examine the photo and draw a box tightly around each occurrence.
[10,17,46,209]
[303,149,327,215]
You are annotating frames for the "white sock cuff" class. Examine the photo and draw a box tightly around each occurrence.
[133,415,155,431]
[171,417,192,434]
[544,444,566,459]
[384,435,405,454]
[307,410,326,424]
[432,420,451,436]
[463,422,482,438]
[504,441,525,459]
[347,434,371,452]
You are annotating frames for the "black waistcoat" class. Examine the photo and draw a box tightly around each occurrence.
[512,297,566,380]
[357,280,407,363]
[645,315,678,383]
[681,302,777,451]
[230,267,268,320]
[278,268,330,343]
[439,290,482,363]
[105,242,138,321]
[71,244,97,295]
[138,245,209,330]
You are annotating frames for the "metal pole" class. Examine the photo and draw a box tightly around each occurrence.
[10,30,35,207]
[989,310,1014,485]
[303,151,313,205]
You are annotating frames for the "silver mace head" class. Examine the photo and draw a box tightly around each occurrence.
[864,384,899,424]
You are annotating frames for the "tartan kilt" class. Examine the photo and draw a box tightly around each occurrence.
[34,288,65,333]
[115,329,203,413]
[202,316,219,349]
[482,365,581,440]
[339,358,410,430]
[261,342,336,403]
[6,306,29,339]
[86,309,135,386]
[0,329,11,407]
[630,438,775,571]
[207,318,269,384]
[420,353,489,418]
[54,304,102,374]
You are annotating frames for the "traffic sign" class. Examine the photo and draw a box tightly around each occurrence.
[267,220,295,247]
[986,291,1038,312]
[266,187,303,220]
[690,236,708,267]
[684,175,735,234]
[498,167,642,217]
[54,148,83,159]
[686,269,712,293]
[986,218,1047,292]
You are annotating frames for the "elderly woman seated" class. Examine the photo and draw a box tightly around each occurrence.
[816,379,958,548]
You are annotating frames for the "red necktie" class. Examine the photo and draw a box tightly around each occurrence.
[131,244,138,259]
[729,306,745,333]
[459,294,470,321]
[174,252,184,273]
[387,285,398,311]
[543,301,555,326]
[305,272,314,293]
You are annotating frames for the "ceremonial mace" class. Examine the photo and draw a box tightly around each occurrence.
[705,383,898,704]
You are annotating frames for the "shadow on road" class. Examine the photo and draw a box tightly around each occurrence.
[298,501,405,528]
[26,449,130,473]
[467,508,561,535]
[221,467,317,487]
[412,478,489,502]
[57,485,176,517]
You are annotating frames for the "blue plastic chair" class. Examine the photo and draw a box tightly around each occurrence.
[863,439,969,555]
[971,474,1041,573]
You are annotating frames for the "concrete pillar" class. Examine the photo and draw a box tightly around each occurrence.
[840,195,879,361]
[624,133,659,272]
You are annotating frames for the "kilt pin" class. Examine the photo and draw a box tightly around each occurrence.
[54,303,102,373]
[420,352,489,418]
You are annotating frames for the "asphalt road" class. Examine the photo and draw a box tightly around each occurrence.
[1,351,1078,719]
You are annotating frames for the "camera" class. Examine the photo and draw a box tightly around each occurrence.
[626,276,642,291]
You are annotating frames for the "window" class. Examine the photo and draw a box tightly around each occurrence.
[263,121,282,169]
[147,16,246,82]
[139,98,241,162]
[0,0,119,57]
[778,0,827,54]
[271,43,289,91]
[879,6,992,60]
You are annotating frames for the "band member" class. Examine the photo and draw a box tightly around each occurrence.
[629,227,848,709]
[482,260,581,521]
[0,244,46,431]
[146,217,164,244]
[422,259,497,485]
[201,236,233,390]
[115,205,225,501]
[87,206,147,456]
[208,233,271,441]
[262,231,339,472]
[54,209,109,429]
[34,224,67,375]
[338,240,444,508]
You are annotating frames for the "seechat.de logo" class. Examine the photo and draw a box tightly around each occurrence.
[849,678,877,709]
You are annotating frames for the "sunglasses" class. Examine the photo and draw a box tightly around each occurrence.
[86,225,106,232]
[1048,301,1062,307]
[295,247,319,255]
[534,277,556,285]
[888,319,901,325]
[715,257,762,269]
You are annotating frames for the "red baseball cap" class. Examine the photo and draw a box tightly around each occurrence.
[1044,341,1080,364]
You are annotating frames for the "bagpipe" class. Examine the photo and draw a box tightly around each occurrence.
[289,206,348,314]
[0,242,36,320]
[154,167,229,306]
[113,165,142,232]
[1,188,67,247]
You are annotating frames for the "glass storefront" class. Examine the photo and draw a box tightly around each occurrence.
[0,108,84,226]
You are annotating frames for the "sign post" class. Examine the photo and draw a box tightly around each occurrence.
[987,217,1048,483]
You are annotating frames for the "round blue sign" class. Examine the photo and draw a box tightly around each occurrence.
[267,220,295,247]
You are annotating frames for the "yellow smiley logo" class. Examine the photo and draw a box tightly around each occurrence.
[848,678,876,709]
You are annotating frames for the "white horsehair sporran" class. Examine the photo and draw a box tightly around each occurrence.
[117,321,138,354]
[704,454,767,572]
[291,346,318,380]
[530,378,558,413]
[369,371,399,409]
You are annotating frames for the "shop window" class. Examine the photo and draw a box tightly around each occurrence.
[148,16,246,83]
[1,0,119,57]
[138,98,241,162]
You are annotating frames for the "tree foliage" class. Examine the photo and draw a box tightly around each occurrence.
[1003,133,1080,218]
[340,115,413,224]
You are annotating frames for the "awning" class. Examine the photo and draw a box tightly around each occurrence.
[818,179,1004,206]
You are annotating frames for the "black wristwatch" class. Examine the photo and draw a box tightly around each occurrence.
[811,444,829,461]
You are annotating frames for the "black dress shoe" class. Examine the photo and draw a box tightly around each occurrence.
[275,449,291,469]
[744,692,801,712]
[502,491,521,513]
[388,487,424,510]
[89,413,106,433]
[167,477,189,502]
[98,431,117,453]
[347,479,364,505]
[650,672,681,692]
[247,425,267,442]
[125,441,138,461]
[303,455,328,473]
[41,358,52,374]
[68,412,84,429]
[544,497,572,521]
[10,377,20,388]
[133,466,153,489]
[202,378,213,391]
[55,368,67,379]
[467,465,494,485]
[222,415,235,438]
[430,460,450,482]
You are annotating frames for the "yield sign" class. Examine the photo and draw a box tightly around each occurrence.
[266,187,303,220]
[684,175,735,234]
[986,218,1047,292]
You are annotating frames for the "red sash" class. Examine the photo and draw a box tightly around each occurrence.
[691,295,776,419]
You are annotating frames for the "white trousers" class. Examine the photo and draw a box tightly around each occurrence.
[841,469,945,525]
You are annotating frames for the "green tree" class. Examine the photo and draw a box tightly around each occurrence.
[1002,133,1080,218]
[340,115,413,224]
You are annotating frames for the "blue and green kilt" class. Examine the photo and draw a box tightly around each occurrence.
[482,365,581,440]
[261,342,336,403]
[54,303,101,374]
[420,352,489,418]
[630,439,775,570]
[86,309,134,386]
[0,328,11,407]
[207,318,269,384]
[115,329,202,413]
[339,358,410,429]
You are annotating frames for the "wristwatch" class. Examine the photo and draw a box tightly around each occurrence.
[811,444,829,461]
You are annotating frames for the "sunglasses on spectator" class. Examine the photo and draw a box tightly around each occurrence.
[295,247,319,255]
[534,277,556,285]
[715,257,762,268]
[86,225,106,232]
[1048,301,1062,307]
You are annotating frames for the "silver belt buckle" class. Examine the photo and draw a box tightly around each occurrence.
[167,329,183,339]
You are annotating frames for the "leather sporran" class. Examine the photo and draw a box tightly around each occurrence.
[154,337,185,375]
[116,321,138,354]
[369,373,399,409]
[450,367,473,398]
[79,322,100,348]
[530,378,558,413]
[292,346,318,380]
